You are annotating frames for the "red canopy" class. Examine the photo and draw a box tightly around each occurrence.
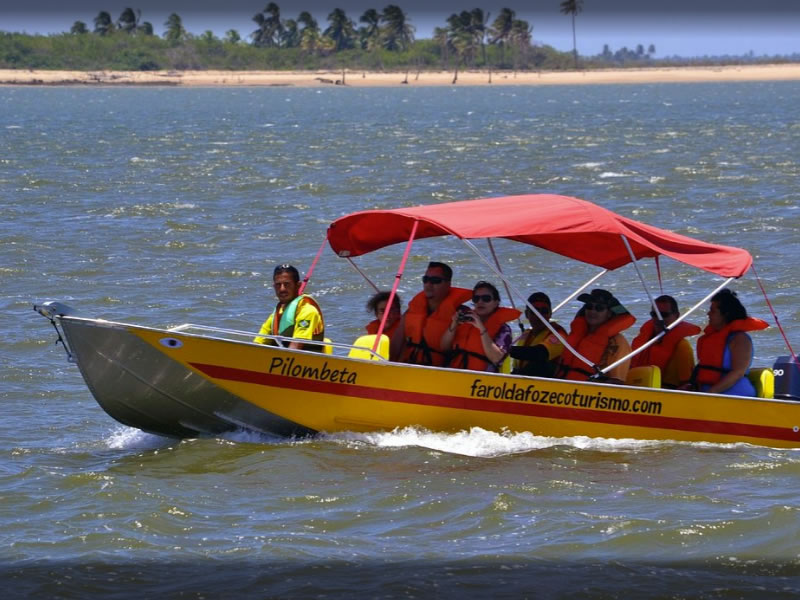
[327,194,752,277]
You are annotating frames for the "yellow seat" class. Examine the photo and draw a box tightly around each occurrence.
[322,337,333,355]
[500,355,512,374]
[748,368,774,399]
[626,365,662,388]
[347,334,390,361]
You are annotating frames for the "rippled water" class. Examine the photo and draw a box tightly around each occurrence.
[2,83,800,597]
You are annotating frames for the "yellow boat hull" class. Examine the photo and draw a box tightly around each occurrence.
[60,317,800,448]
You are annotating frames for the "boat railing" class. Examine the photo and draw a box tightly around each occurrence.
[167,323,388,361]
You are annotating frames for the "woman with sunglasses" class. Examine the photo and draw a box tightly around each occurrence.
[440,281,521,372]
[555,288,636,383]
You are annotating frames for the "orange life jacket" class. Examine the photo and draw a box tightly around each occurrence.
[446,307,521,371]
[556,313,636,381]
[631,320,701,370]
[693,317,769,386]
[366,318,399,339]
[401,287,473,366]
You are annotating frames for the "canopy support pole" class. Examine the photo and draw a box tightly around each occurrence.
[750,263,798,370]
[620,234,664,326]
[601,276,735,375]
[487,238,525,333]
[298,233,329,296]
[373,220,419,354]
[461,238,592,370]
[346,257,380,293]
[552,269,608,315]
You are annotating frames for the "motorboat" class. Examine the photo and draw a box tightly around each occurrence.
[35,194,800,447]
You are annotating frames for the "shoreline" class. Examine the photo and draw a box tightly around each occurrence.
[2,64,800,87]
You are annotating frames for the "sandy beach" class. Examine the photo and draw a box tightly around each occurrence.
[2,63,799,87]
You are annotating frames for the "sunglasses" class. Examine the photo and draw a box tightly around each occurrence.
[650,310,673,319]
[422,275,447,284]
[584,303,608,312]
[472,294,495,303]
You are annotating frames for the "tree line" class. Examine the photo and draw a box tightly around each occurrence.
[2,2,791,72]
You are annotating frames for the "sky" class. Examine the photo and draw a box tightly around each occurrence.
[2,1,798,58]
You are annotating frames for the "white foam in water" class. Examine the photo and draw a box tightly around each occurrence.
[220,428,288,445]
[101,426,763,455]
[104,426,168,450]
[321,427,756,457]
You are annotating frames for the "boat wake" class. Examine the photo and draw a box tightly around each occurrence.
[101,425,756,457]
[319,427,747,457]
[104,426,171,450]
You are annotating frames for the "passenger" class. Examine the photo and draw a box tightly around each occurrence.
[254,264,325,351]
[691,289,768,396]
[390,261,472,366]
[631,295,701,389]
[510,292,567,378]
[555,289,636,384]
[365,290,402,339]
[440,281,520,372]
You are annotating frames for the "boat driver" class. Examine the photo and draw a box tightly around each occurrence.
[390,261,472,366]
[254,264,325,351]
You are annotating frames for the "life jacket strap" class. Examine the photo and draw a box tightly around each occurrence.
[406,338,442,366]
[445,347,492,370]
[689,363,729,389]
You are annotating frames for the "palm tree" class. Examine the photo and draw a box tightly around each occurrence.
[509,19,532,73]
[224,30,241,44]
[380,5,414,51]
[93,11,115,36]
[297,11,321,52]
[252,2,284,47]
[445,12,476,83]
[117,8,139,34]
[297,11,319,34]
[358,9,381,51]
[469,8,491,66]
[138,22,153,35]
[324,8,356,51]
[432,26,449,67]
[163,13,186,44]
[282,19,300,48]
[70,21,88,35]
[489,8,515,67]
[559,0,584,69]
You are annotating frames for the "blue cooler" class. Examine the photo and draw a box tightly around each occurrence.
[773,356,800,401]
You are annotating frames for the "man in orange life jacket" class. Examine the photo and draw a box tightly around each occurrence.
[631,295,701,389]
[390,261,472,366]
[555,288,635,383]
[254,264,325,351]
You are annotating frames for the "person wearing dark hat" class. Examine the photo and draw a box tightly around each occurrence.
[510,292,567,377]
[555,289,636,383]
[254,264,325,351]
[631,295,701,389]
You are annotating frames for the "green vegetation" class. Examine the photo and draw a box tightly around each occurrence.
[0,4,796,72]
